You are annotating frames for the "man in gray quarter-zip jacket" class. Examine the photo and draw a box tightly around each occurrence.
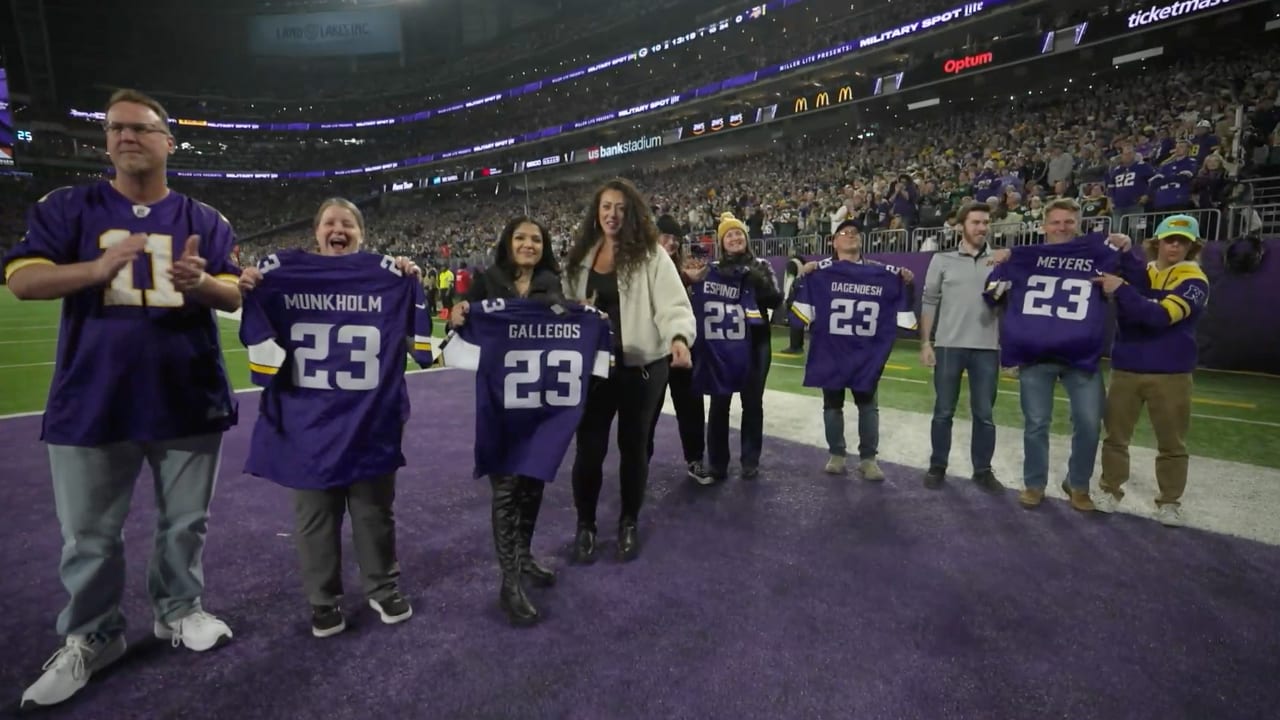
[918,202,1003,492]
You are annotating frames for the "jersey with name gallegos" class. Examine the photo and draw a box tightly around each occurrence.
[690,263,765,395]
[1,182,242,446]
[791,259,918,393]
[239,250,436,489]
[984,236,1120,372]
[443,298,612,483]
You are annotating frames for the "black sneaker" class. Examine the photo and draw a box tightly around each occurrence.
[741,465,759,480]
[369,592,413,625]
[973,469,1002,493]
[311,605,345,638]
[687,460,713,486]
[923,466,946,490]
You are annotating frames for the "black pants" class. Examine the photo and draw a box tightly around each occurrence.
[292,474,400,607]
[707,337,772,472]
[572,358,670,527]
[646,362,705,464]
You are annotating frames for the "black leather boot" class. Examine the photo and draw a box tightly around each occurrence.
[571,523,597,564]
[617,517,640,562]
[490,476,538,626]
[516,477,556,587]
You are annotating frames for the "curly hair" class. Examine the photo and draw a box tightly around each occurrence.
[564,177,659,289]
[493,215,560,279]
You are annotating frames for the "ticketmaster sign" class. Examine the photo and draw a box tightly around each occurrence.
[249,8,403,57]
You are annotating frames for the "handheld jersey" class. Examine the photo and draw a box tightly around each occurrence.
[239,249,437,489]
[0,182,241,446]
[984,236,1120,372]
[690,263,765,395]
[443,298,612,483]
[791,259,918,393]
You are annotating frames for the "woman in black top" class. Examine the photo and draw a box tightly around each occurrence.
[685,213,783,480]
[450,216,561,626]
[646,214,711,484]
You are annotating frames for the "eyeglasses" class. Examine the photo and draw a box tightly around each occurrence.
[102,122,169,136]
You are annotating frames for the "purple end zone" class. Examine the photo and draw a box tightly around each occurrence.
[1,370,1278,719]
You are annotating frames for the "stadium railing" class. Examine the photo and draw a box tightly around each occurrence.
[1116,209,1223,243]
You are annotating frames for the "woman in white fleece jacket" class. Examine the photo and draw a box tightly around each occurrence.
[561,178,696,564]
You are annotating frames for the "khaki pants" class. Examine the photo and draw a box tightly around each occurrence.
[1100,370,1193,506]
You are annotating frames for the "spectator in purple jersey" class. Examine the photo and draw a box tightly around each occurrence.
[1191,120,1221,165]
[1149,141,1198,213]
[645,214,711,485]
[562,178,696,563]
[919,202,1002,493]
[1107,145,1154,230]
[1094,215,1209,527]
[684,213,782,481]
[449,216,562,625]
[989,199,1138,512]
[798,220,914,480]
[3,90,241,711]
[237,198,422,638]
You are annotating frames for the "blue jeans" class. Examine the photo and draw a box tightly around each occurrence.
[1018,363,1104,491]
[929,347,999,472]
[822,388,878,459]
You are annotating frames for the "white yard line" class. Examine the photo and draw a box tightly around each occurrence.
[771,361,1280,429]
[661,387,1280,547]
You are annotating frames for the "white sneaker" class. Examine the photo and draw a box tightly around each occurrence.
[1095,492,1122,514]
[21,633,127,709]
[858,459,885,482]
[154,610,233,652]
[1156,503,1184,527]
[824,455,846,474]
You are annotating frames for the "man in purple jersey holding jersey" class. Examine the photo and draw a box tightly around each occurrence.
[2,90,240,710]
[988,199,1143,512]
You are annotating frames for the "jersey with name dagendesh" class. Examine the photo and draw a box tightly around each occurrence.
[984,237,1120,372]
[0,182,241,446]
[239,250,437,489]
[443,298,612,483]
[791,259,918,393]
[690,264,765,395]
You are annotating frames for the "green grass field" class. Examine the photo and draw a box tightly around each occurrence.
[2,292,1277,468]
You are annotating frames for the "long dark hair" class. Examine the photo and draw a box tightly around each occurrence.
[565,177,658,288]
[493,215,559,279]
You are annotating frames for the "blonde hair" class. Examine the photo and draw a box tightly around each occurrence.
[1143,236,1203,263]
[1044,198,1081,216]
[313,198,366,235]
[105,89,171,134]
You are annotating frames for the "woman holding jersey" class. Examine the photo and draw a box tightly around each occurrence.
[563,178,696,563]
[449,216,563,626]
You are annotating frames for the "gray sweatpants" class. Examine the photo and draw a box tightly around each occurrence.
[291,474,400,607]
[48,432,223,638]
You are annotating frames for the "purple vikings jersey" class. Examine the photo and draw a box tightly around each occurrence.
[239,250,436,489]
[1150,157,1197,209]
[443,298,612,483]
[1,182,241,446]
[1107,162,1154,207]
[690,264,765,395]
[791,259,918,393]
[984,236,1121,372]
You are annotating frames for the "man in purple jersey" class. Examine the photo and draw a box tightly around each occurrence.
[987,199,1142,512]
[792,220,915,481]
[3,90,241,710]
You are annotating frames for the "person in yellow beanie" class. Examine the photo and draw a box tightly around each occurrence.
[685,212,782,480]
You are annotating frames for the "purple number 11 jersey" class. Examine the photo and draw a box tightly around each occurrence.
[239,249,437,489]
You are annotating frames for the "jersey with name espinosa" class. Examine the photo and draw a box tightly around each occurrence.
[443,298,612,483]
[791,259,918,393]
[984,235,1120,372]
[1,181,241,446]
[690,263,765,395]
[239,249,437,489]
